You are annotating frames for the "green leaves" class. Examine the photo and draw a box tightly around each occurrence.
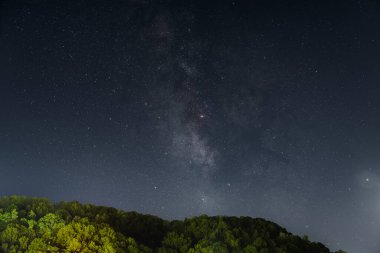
[0,196,338,253]
[55,218,125,253]
[0,208,126,252]
[0,209,18,224]
[158,232,190,253]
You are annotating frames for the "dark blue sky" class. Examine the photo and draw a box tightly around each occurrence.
[1,1,380,252]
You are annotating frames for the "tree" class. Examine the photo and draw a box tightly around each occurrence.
[0,196,339,253]
[158,232,190,253]
[56,218,125,253]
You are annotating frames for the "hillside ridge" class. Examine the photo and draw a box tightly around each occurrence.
[0,195,346,253]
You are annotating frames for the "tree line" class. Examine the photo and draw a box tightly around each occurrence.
[0,196,346,253]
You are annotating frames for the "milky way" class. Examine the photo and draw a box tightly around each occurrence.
[1,1,380,252]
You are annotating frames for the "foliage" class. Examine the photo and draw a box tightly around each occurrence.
[0,195,344,253]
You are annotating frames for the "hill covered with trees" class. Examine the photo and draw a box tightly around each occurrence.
[0,196,345,253]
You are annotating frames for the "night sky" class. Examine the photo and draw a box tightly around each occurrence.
[1,0,380,252]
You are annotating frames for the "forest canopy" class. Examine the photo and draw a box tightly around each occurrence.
[0,196,345,253]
